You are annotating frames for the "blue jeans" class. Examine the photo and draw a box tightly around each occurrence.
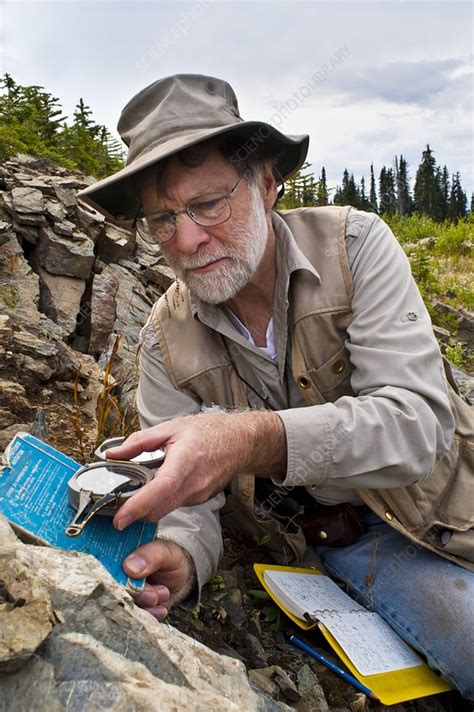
[314,507,474,701]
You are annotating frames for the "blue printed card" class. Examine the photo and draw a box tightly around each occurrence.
[0,433,157,591]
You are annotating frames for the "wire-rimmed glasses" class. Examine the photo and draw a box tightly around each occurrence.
[133,167,249,245]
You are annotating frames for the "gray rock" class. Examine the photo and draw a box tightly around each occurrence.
[0,233,40,325]
[22,179,55,197]
[53,184,77,210]
[45,200,68,223]
[52,220,76,238]
[0,517,288,711]
[11,186,44,214]
[88,267,119,356]
[11,221,39,244]
[0,532,54,672]
[36,226,95,279]
[38,266,86,337]
[76,204,105,242]
[296,664,329,711]
[3,194,46,226]
[97,223,135,263]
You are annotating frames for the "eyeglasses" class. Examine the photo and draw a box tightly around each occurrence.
[133,167,249,245]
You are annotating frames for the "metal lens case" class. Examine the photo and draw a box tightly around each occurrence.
[67,461,153,517]
[94,436,165,469]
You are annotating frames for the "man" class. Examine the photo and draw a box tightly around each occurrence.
[78,74,474,699]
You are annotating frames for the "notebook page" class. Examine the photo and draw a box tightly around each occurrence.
[263,571,364,619]
[318,610,423,676]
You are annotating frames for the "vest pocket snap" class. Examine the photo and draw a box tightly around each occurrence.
[297,375,311,389]
[331,358,345,374]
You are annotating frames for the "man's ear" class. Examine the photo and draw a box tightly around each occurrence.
[260,159,278,211]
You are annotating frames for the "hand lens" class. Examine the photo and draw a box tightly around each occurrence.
[66,461,154,537]
[94,436,165,469]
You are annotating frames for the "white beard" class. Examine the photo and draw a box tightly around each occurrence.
[164,180,269,304]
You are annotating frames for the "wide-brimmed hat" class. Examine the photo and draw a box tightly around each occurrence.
[77,74,309,222]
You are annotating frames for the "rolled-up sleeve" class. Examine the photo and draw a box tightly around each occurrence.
[136,318,225,596]
[277,212,455,490]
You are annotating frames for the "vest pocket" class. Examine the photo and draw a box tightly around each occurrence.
[306,345,354,402]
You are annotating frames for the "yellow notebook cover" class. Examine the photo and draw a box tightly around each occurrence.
[254,563,451,705]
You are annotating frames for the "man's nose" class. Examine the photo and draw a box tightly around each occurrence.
[174,213,211,254]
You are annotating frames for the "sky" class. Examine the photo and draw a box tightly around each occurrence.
[2,0,473,198]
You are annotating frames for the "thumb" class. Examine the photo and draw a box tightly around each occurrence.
[123,538,183,579]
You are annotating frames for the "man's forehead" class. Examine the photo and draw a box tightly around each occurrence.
[141,160,238,209]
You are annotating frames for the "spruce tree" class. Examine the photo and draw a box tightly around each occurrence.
[369,163,378,213]
[440,165,450,219]
[395,155,412,215]
[413,144,445,220]
[379,166,396,215]
[316,166,329,206]
[448,172,467,220]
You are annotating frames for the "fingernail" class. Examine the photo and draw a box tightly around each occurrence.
[124,555,147,577]
[152,606,168,620]
[116,515,133,531]
[139,590,158,607]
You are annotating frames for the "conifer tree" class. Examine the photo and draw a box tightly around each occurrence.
[316,166,329,206]
[413,144,445,220]
[278,162,317,208]
[369,163,378,213]
[0,74,67,162]
[0,74,124,177]
[440,165,450,219]
[378,166,396,215]
[448,172,467,220]
[395,155,412,215]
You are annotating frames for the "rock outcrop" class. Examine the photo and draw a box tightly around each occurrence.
[0,155,172,449]
[0,517,286,711]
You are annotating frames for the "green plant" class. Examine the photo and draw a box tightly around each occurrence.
[444,339,465,368]
[0,284,18,308]
[209,575,225,592]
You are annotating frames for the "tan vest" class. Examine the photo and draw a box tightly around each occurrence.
[150,206,474,572]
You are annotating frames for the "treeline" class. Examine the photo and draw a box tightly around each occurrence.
[0,75,471,222]
[280,147,472,222]
[0,74,124,178]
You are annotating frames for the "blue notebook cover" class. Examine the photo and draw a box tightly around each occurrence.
[0,432,157,591]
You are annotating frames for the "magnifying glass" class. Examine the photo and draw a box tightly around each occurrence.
[94,436,165,469]
[66,460,153,537]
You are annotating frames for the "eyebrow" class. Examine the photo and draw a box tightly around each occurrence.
[159,183,231,208]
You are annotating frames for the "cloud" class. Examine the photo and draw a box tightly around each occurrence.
[320,57,473,106]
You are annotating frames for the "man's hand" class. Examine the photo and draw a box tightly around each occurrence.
[124,539,195,620]
[107,410,286,530]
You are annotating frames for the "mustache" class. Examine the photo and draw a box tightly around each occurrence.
[174,250,231,271]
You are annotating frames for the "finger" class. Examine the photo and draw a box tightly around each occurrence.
[135,584,171,608]
[114,452,190,529]
[123,538,181,578]
[145,605,169,621]
[106,424,173,461]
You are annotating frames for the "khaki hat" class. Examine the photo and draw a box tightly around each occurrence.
[77,74,309,221]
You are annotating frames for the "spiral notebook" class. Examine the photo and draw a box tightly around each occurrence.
[254,564,451,704]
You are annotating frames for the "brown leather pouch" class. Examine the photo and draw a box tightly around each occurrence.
[295,503,365,547]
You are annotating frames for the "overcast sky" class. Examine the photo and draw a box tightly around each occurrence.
[2,1,473,198]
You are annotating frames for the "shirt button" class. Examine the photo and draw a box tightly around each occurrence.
[385,511,394,521]
[297,375,311,389]
[407,312,418,321]
[332,359,346,374]
[241,490,251,501]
